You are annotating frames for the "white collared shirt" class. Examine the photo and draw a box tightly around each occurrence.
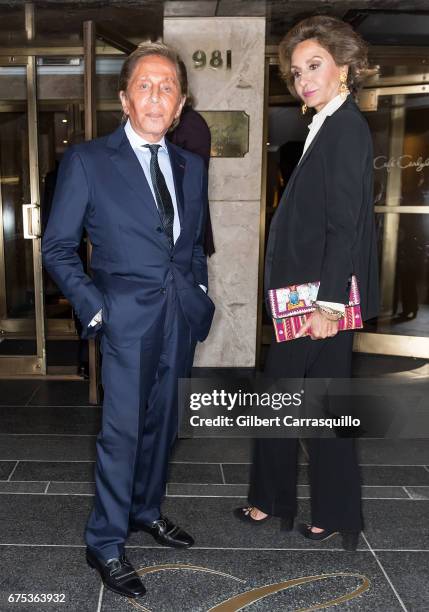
[300,94,345,162]
[301,94,348,314]
[124,119,181,244]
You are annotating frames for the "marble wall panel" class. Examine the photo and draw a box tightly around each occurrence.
[194,200,260,367]
[164,17,265,367]
[164,17,266,202]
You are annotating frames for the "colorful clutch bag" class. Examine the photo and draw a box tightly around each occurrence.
[268,275,363,342]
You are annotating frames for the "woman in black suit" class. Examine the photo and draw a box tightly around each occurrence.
[234,15,379,550]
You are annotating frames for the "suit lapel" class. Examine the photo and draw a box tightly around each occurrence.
[282,117,330,201]
[107,127,187,249]
[107,126,159,222]
[166,140,186,233]
[297,117,328,167]
[282,96,356,201]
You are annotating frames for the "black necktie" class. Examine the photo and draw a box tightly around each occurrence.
[144,144,174,248]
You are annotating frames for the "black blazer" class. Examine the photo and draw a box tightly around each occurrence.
[265,95,379,321]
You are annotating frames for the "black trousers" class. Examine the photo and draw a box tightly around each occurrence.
[248,331,362,532]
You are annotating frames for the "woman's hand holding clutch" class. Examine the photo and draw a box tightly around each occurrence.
[296,309,339,340]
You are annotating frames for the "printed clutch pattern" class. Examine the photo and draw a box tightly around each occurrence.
[269,281,320,318]
[268,275,363,343]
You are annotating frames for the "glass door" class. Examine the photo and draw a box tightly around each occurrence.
[355,88,429,359]
[0,3,153,388]
[0,56,47,375]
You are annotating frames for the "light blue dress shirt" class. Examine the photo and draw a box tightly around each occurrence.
[88,120,204,328]
[124,119,181,244]
[124,120,207,295]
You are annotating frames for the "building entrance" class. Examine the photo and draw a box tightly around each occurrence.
[0,4,141,401]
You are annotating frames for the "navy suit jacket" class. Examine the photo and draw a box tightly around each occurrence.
[42,125,215,345]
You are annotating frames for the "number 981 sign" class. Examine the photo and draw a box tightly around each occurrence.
[192,50,232,70]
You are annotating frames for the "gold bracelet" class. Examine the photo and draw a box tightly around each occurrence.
[316,304,344,321]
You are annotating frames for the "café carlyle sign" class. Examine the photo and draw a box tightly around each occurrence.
[374,155,429,172]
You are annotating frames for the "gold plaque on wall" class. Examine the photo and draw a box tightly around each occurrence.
[199,110,249,157]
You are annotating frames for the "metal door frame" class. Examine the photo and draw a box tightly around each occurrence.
[357,85,429,359]
[0,99,82,340]
[0,52,47,375]
[82,20,136,403]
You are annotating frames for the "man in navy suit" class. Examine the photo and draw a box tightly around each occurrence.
[42,42,214,600]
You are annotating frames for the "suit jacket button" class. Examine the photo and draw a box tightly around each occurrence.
[170,256,174,262]
[156,226,163,233]
[160,288,166,294]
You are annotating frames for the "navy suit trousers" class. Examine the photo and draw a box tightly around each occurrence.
[85,281,192,561]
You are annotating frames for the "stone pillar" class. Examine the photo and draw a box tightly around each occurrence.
[164,17,266,367]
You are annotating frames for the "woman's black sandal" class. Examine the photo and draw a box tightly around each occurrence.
[233,507,294,531]
[297,523,359,550]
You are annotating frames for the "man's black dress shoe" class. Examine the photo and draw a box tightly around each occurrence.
[86,548,146,598]
[129,516,194,548]
[297,523,359,551]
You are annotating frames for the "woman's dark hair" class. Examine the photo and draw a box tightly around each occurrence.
[177,59,196,108]
[279,15,371,98]
[118,41,186,96]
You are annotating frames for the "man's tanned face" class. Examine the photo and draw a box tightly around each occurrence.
[120,55,185,142]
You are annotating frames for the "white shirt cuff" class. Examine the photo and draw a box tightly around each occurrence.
[88,309,102,327]
[316,301,345,314]
[199,285,207,293]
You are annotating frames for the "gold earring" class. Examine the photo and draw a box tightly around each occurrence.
[339,72,350,100]
[301,103,308,115]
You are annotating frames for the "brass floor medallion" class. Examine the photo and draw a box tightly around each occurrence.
[126,564,371,611]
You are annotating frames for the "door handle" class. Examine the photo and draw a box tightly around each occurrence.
[22,203,41,239]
